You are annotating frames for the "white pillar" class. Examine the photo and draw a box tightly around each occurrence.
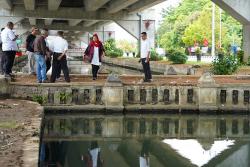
[211,3,216,57]
[243,25,250,62]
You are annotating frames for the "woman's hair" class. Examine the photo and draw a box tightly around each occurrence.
[40,28,48,35]
[90,141,99,149]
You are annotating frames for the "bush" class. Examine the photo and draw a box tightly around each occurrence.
[168,50,188,64]
[104,38,123,58]
[237,50,244,64]
[211,54,240,75]
[150,49,163,61]
[104,38,116,51]
[32,95,47,105]
[105,48,123,58]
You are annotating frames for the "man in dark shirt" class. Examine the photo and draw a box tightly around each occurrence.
[33,28,49,83]
[26,26,38,75]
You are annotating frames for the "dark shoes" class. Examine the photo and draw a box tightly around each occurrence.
[38,80,50,83]
[4,73,14,78]
[93,77,97,80]
[143,79,151,83]
[42,80,50,83]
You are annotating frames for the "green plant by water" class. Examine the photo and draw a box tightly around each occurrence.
[211,54,240,75]
[32,94,47,105]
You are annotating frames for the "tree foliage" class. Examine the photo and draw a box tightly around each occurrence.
[158,0,242,51]
[104,38,123,58]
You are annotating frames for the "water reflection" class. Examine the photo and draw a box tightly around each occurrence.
[40,114,250,167]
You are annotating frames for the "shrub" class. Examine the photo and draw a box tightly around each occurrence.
[32,95,47,105]
[237,50,244,64]
[104,38,116,51]
[211,54,240,75]
[168,50,188,64]
[150,49,163,61]
[105,48,123,58]
[104,38,123,58]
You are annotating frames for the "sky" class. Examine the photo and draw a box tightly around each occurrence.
[163,139,235,167]
[109,0,182,41]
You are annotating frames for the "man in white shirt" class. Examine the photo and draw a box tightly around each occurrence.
[50,31,70,83]
[140,32,152,82]
[1,22,18,77]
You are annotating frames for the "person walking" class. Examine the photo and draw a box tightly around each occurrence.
[50,31,70,83]
[25,26,39,75]
[0,22,19,77]
[140,32,152,82]
[33,29,49,83]
[84,34,105,80]
[0,28,5,75]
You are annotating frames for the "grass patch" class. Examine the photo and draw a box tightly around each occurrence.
[186,61,211,66]
[0,121,17,129]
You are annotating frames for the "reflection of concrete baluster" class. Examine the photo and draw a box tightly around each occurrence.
[145,119,150,137]
[82,119,90,135]
[47,119,54,135]
[59,119,66,135]
[226,119,231,137]
[232,119,239,135]
[139,118,146,135]
[94,119,103,135]
[243,119,250,135]
[89,119,95,136]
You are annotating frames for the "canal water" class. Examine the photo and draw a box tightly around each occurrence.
[40,114,250,167]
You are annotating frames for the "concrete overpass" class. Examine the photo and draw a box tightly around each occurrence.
[0,0,161,46]
[0,0,250,59]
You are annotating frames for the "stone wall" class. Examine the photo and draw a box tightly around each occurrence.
[2,74,250,113]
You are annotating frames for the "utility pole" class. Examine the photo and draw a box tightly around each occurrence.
[137,13,142,56]
[212,3,216,56]
[219,8,222,48]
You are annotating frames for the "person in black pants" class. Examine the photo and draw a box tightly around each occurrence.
[0,22,19,77]
[140,32,152,82]
[84,34,105,80]
[0,28,5,75]
[50,52,70,82]
[50,31,70,83]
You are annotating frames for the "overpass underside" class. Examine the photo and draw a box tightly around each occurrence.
[0,0,162,46]
[0,0,250,58]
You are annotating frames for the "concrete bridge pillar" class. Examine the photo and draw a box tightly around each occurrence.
[243,25,250,62]
[102,74,124,112]
[198,73,218,112]
[0,77,10,98]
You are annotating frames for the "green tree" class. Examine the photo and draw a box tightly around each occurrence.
[158,0,242,51]
[158,0,210,50]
